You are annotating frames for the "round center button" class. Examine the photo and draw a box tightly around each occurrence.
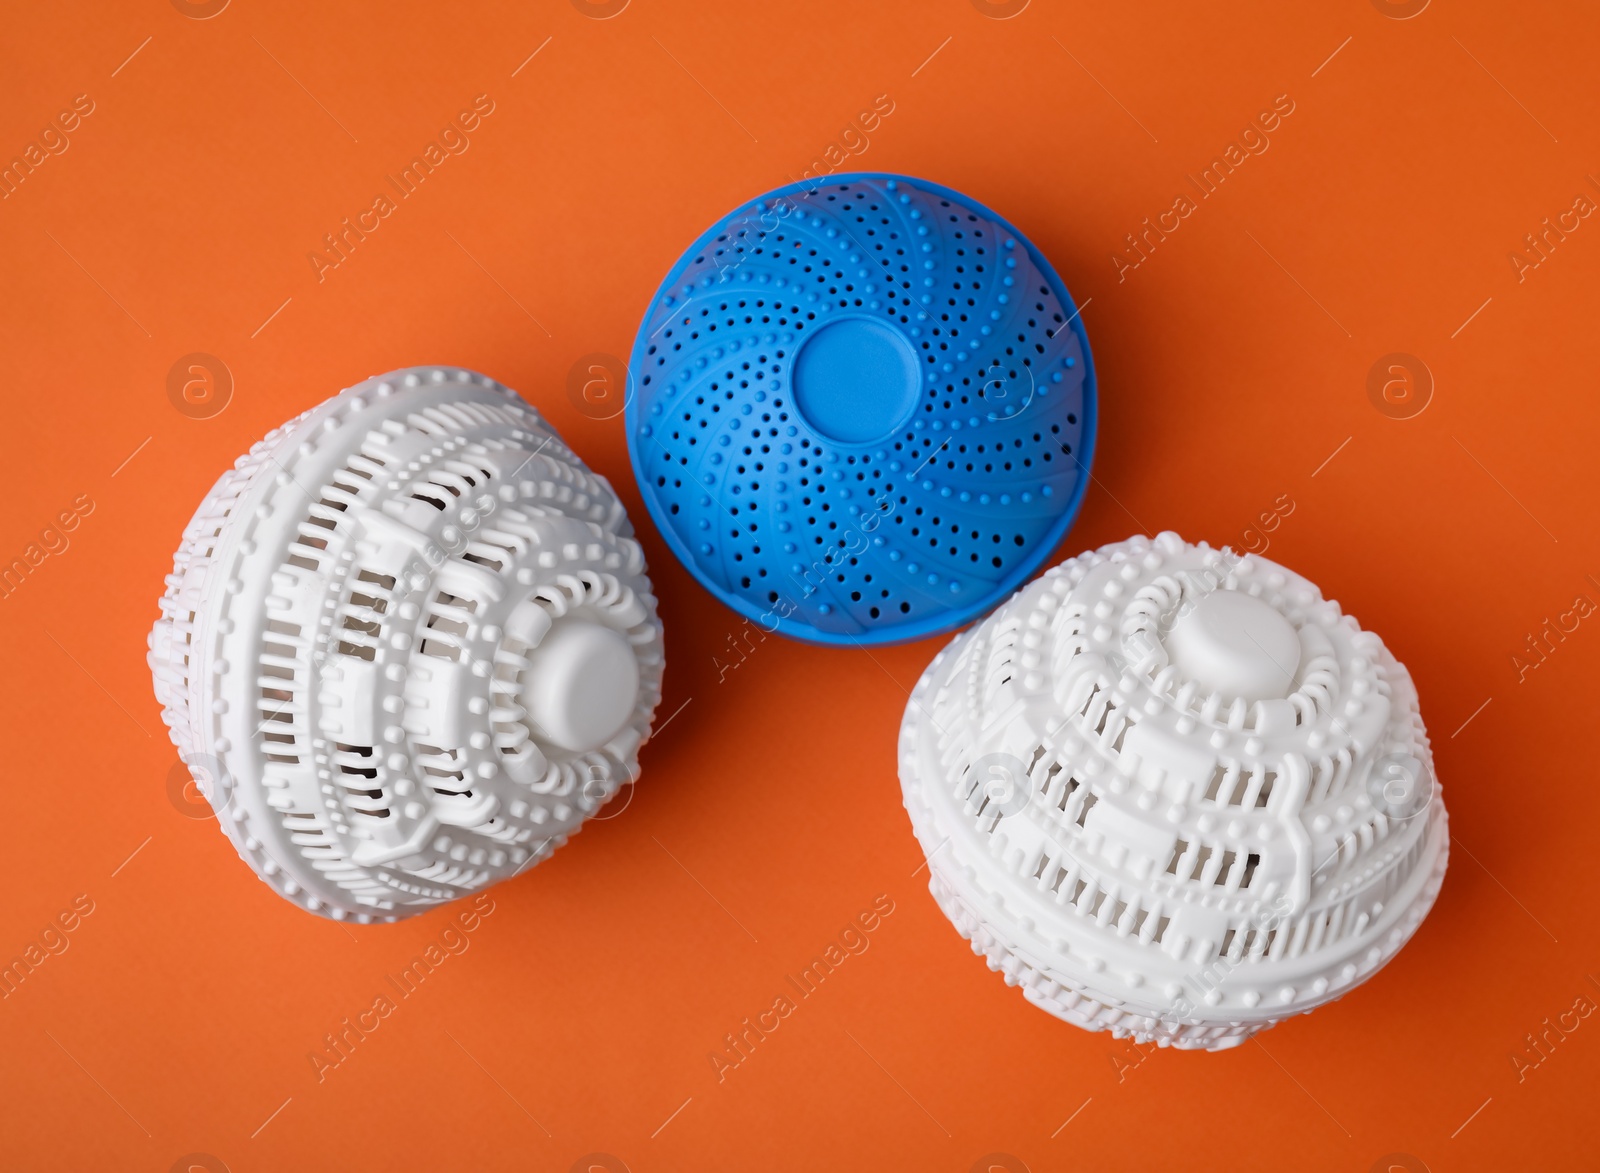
[1165,588,1301,701]
[790,315,921,445]
[519,619,641,752]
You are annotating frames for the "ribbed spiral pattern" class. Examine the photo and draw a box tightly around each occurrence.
[628,173,1095,645]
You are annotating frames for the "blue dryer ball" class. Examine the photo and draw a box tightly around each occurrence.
[626,172,1096,646]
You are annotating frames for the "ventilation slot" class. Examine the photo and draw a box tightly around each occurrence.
[462,546,507,571]
[1254,771,1276,809]
[258,627,303,764]
[420,591,478,661]
[1110,715,1133,754]
[416,744,471,797]
[1212,850,1235,886]
[409,460,497,513]
[1165,838,1190,875]
[335,744,391,819]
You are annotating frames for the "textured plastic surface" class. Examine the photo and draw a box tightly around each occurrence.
[627,173,1096,646]
[899,533,1448,1050]
[149,367,664,922]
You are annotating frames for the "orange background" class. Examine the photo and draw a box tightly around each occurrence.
[2,1,1597,1169]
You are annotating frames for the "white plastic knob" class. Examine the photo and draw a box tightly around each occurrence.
[898,532,1448,1050]
[1166,587,1301,701]
[149,367,665,922]
[518,619,640,753]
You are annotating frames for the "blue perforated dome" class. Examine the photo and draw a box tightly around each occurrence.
[626,173,1096,646]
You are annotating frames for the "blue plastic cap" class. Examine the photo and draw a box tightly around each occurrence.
[626,172,1097,646]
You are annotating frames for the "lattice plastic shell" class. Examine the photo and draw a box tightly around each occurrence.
[627,172,1096,646]
[149,367,664,922]
[899,532,1448,1050]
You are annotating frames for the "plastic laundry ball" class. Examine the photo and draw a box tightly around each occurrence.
[898,532,1447,1049]
[627,172,1095,646]
[149,367,664,921]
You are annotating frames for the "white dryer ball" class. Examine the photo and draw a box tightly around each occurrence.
[150,367,664,922]
[899,532,1447,1049]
